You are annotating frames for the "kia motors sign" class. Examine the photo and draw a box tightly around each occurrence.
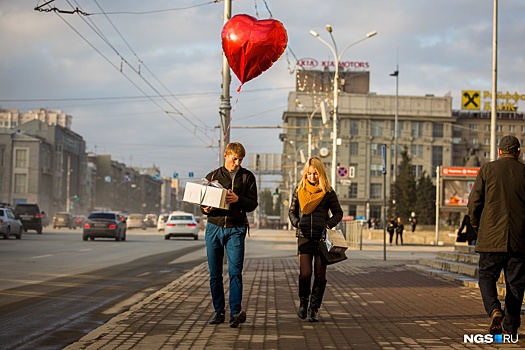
[297,58,370,71]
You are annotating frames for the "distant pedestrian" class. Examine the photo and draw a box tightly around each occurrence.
[468,135,525,336]
[457,214,477,246]
[289,157,343,322]
[395,217,404,245]
[387,217,397,245]
[201,142,258,328]
[409,212,417,232]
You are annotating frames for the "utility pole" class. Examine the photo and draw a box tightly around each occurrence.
[219,0,232,166]
[66,155,71,212]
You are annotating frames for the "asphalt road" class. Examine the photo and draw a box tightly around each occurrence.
[0,227,206,350]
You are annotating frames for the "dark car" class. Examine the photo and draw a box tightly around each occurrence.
[14,203,44,234]
[53,212,74,229]
[83,212,126,241]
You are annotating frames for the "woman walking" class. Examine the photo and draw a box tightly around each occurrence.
[289,157,343,322]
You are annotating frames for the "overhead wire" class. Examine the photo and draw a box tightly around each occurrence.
[64,0,214,142]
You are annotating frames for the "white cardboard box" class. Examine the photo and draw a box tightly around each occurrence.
[182,182,230,210]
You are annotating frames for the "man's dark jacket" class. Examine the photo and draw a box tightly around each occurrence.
[201,166,258,228]
[288,188,343,239]
[468,155,525,253]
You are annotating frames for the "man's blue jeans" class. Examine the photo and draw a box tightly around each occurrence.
[478,252,525,333]
[205,222,246,317]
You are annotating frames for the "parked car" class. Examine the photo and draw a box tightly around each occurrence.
[126,213,146,230]
[0,204,23,239]
[156,213,169,232]
[144,214,157,227]
[73,215,87,228]
[164,211,199,240]
[14,203,44,234]
[53,212,74,229]
[83,212,126,241]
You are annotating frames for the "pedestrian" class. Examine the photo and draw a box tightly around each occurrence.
[468,135,525,336]
[395,217,404,245]
[201,142,258,328]
[410,212,417,232]
[387,217,397,245]
[289,157,343,322]
[457,214,477,246]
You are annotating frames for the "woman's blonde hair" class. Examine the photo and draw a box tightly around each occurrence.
[297,157,332,192]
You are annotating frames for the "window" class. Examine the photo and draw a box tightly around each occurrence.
[350,142,358,156]
[411,122,423,138]
[370,143,380,156]
[521,126,525,133]
[350,120,359,136]
[15,149,28,168]
[509,125,516,133]
[371,121,383,137]
[348,205,357,217]
[497,125,503,132]
[348,183,358,199]
[370,205,382,221]
[432,146,443,177]
[432,123,444,138]
[484,138,490,145]
[370,183,382,199]
[14,173,27,193]
[410,144,423,158]
[410,165,423,178]
[469,124,478,131]
[391,121,402,137]
[370,164,383,177]
[485,125,491,132]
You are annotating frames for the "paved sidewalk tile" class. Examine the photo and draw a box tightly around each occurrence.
[66,254,524,350]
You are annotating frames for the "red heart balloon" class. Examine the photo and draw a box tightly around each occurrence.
[222,14,288,87]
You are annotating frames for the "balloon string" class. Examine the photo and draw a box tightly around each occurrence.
[212,86,241,182]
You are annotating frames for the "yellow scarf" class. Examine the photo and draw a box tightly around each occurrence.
[298,181,326,215]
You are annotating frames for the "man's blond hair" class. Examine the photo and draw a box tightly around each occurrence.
[225,142,246,158]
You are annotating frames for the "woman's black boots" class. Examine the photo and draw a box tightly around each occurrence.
[297,276,310,319]
[308,278,327,322]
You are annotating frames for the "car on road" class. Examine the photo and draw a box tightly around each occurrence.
[73,215,87,228]
[156,213,169,232]
[53,212,74,229]
[164,211,199,240]
[14,203,45,234]
[144,214,157,228]
[83,212,127,241]
[0,205,23,239]
[126,213,146,230]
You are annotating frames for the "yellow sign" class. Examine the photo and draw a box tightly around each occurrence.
[461,90,481,110]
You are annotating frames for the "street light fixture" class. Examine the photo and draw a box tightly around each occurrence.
[310,27,377,191]
[295,99,328,159]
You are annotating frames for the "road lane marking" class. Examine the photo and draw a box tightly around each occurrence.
[30,254,53,259]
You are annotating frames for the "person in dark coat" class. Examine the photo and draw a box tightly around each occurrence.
[457,214,477,245]
[289,157,343,323]
[468,135,525,336]
[395,217,404,245]
[201,142,258,328]
[387,217,397,245]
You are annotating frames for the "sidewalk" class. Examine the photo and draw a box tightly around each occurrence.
[65,229,523,349]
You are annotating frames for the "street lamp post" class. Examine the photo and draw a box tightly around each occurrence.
[295,99,328,159]
[310,26,377,190]
[390,66,399,182]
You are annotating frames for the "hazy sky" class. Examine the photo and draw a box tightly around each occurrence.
[1,1,524,185]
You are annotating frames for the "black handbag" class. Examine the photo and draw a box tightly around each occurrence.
[319,239,348,265]
[456,231,467,243]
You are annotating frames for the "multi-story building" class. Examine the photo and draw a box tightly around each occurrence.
[0,119,86,218]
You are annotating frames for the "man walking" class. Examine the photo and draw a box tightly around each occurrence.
[468,135,525,335]
[201,142,258,328]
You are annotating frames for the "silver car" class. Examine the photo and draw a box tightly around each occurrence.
[0,205,23,239]
[164,212,199,240]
